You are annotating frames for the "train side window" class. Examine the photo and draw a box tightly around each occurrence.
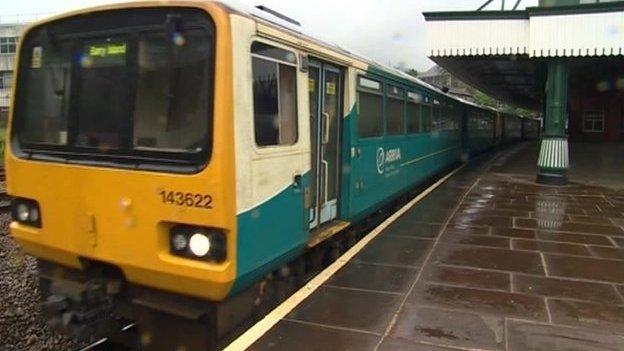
[432,102,443,131]
[432,106,440,130]
[439,104,456,131]
[386,85,405,135]
[422,104,432,132]
[357,76,383,138]
[406,92,422,134]
[251,42,298,147]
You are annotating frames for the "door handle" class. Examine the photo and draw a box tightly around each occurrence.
[322,112,330,145]
[293,174,302,190]
[321,160,329,202]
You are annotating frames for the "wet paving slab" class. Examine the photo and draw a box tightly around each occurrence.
[506,320,624,351]
[248,320,380,351]
[249,142,624,350]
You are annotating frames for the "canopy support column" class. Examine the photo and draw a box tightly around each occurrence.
[537,59,569,185]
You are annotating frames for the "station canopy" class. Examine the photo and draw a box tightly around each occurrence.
[424,2,624,110]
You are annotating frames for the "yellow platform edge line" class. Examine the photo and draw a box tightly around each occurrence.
[223,163,466,351]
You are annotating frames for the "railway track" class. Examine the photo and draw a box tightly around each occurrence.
[79,324,137,351]
[0,170,9,211]
[0,192,11,211]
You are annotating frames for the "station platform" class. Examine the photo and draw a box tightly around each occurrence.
[232,142,624,351]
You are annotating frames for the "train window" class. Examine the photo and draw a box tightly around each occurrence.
[406,92,422,134]
[19,41,72,145]
[421,104,432,132]
[436,105,456,131]
[133,30,212,152]
[439,107,445,130]
[74,38,130,149]
[357,76,383,138]
[386,86,405,135]
[407,104,421,133]
[251,43,298,146]
[14,8,216,169]
[251,42,297,64]
[432,106,442,131]
[358,77,381,90]
[453,107,461,130]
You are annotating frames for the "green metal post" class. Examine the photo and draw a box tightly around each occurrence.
[537,59,569,185]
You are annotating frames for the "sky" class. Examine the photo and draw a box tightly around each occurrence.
[2,0,538,72]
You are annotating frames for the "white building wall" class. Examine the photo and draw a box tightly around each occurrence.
[0,24,25,109]
[530,11,624,57]
[427,18,529,57]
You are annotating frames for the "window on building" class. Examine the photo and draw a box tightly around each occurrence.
[357,76,383,138]
[0,107,8,123]
[406,92,422,134]
[0,106,7,131]
[583,110,604,133]
[0,71,12,89]
[386,85,405,135]
[0,37,17,54]
[251,42,298,146]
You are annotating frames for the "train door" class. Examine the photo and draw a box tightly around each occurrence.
[308,60,342,229]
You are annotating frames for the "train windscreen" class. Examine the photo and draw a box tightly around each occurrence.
[13,8,215,170]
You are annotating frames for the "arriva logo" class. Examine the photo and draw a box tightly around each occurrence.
[376,147,385,174]
[376,147,402,174]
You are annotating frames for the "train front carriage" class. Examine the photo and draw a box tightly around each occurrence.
[7,2,247,348]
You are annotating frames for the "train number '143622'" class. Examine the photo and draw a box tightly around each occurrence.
[159,190,213,209]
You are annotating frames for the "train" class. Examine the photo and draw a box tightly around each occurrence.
[5,1,540,350]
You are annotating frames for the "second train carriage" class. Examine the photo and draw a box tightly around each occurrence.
[522,117,542,140]
[6,1,539,349]
[502,112,524,144]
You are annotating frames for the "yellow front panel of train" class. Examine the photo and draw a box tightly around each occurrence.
[6,2,237,301]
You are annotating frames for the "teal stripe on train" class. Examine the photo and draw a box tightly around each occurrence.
[347,130,462,221]
[231,172,310,295]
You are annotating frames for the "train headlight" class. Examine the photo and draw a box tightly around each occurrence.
[11,198,42,228]
[16,203,30,221]
[189,233,211,257]
[169,226,226,262]
[29,207,40,222]
[171,233,188,251]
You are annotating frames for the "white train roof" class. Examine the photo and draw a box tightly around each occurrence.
[217,1,519,114]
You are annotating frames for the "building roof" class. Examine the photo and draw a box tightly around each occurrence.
[424,2,624,58]
[423,2,624,109]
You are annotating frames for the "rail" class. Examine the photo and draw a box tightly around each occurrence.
[79,323,136,351]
